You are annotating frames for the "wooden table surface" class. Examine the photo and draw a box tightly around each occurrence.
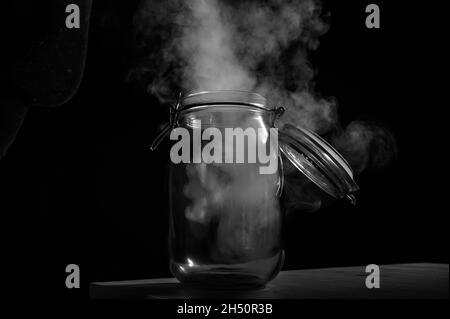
[90,263,448,299]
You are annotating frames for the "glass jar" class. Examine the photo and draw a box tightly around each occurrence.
[151,90,358,289]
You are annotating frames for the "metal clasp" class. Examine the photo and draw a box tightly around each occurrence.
[271,106,285,127]
[150,92,182,151]
[346,194,357,205]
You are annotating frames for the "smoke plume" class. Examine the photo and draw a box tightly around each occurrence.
[130,0,396,172]
[332,121,398,174]
[129,0,397,263]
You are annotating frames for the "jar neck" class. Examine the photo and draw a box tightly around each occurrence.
[178,104,274,129]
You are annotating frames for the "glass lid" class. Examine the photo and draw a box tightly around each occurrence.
[279,124,359,203]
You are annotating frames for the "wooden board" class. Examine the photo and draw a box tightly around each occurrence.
[90,263,448,299]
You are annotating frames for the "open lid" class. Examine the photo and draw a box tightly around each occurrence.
[279,124,359,203]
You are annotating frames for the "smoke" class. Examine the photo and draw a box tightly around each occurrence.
[130,0,396,171]
[183,161,281,262]
[129,0,397,260]
[130,0,335,133]
[332,121,398,174]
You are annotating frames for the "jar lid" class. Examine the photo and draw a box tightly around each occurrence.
[279,124,359,202]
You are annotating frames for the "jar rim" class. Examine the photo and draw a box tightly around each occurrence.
[181,90,269,110]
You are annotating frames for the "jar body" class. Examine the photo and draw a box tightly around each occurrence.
[168,105,284,288]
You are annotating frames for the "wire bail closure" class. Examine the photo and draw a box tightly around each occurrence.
[271,106,285,127]
[150,92,182,151]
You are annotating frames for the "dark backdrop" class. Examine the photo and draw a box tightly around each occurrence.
[0,0,448,298]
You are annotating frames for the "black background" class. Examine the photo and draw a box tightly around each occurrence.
[0,0,448,298]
